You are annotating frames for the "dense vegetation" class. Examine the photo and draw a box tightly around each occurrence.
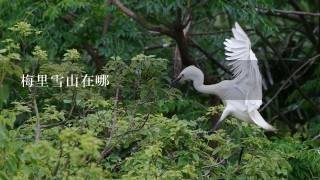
[1,0,319,179]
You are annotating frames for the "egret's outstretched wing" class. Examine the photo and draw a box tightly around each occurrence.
[224,22,262,111]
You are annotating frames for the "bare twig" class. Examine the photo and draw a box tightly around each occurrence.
[144,43,175,51]
[190,39,231,75]
[257,8,320,17]
[99,92,155,158]
[103,0,113,34]
[40,88,77,129]
[96,81,156,160]
[288,0,318,51]
[267,103,296,131]
[172,7,196,66]
[174,14,191,78]
[257,8,301,22]
[312,134,320,141]
[256,29,320,114]
[32,88,41,142]
[12,87,33,108]
[110,0,173,37]
[111,0,196,66]
[202,158,226,168]
[190,29,254,36]
[52,142,63,176]
[101,113,151,159]
[40,120,67,129]
[260,54,320,112]
[97,86,120,163]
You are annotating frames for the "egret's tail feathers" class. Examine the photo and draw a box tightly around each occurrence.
[248,109,276,131]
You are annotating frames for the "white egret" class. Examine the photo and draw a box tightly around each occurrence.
[172,22,275,132]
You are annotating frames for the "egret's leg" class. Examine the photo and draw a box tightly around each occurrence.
[237,120,245,165]
[236,120,242,132]
[208,108,230,134]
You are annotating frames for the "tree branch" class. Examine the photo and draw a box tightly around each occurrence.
[260,54,320,111]
[267,103,296,131]
[257,28,320,114]
[103,0,113,34]
[98,85,120,163]
[144,43,175,51]
[312,134,320,141]
[32,88,41,142]
[41,88,77,129]
[288,0,319,51]
[172,8,195,66]
[190,39,232,75]
[60,13,106,71]
[82,42,106,71]
[102,113,151,158]
[110,0,173,37]
[190,29,254,36]
[174,13,191,78]
[257,8,320,17]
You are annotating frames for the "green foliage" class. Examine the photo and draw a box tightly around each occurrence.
[1,31,312,177]
[1,0,320,179]
[0,38,24,103]
[3,102,319,179]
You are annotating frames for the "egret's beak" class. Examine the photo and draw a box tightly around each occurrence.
[171,77,182,87]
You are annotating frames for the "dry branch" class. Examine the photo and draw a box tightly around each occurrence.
[257,8,320,17]
[256,29,320,114]
[260,54,320,112]
[98,86,120,163]
[110,0,173,37]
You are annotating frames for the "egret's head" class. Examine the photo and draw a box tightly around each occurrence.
[171,65,203,87]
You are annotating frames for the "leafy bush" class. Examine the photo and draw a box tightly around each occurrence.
[1,43,319,178]
[1,4,320,179]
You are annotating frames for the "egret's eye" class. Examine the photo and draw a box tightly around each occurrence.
[181,74,185,77]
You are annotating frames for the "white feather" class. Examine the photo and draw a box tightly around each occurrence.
[224,22,262,111]
[248,109,276,131]
[173,22,275,131]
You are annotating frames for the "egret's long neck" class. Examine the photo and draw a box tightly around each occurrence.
[192,76,223,96]
[193,82,222,95]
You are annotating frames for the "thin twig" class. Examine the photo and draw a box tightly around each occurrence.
[288,0,318,50]
[101,113,151,159]
[110,0,173,37]
[12,87,33,108]
[256,29,320,114]
[202,158,226,168]
[312,134,320,141]
[99,94,155,158]
[40,88,77,129]
[143,43,175,51]
[190,39,232,75]
[190,29,254,36]
[174,14,191,78]
[257,8,320,17]
[52,142,63,176]
[260,54,320,111]
[97,86,120,163]
[103,0,113,34]
[32,87,41,142]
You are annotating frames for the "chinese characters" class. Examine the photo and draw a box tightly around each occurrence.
[21,74,110,88]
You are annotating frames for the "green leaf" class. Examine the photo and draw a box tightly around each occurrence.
[140,89,148,99]
[8,53,21,60]
[5,155,17,173]
[63,99,72,104]
[193,153,200,161]
[0,172,9,180]
[0,85,9,103]
[0,49,7,54]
